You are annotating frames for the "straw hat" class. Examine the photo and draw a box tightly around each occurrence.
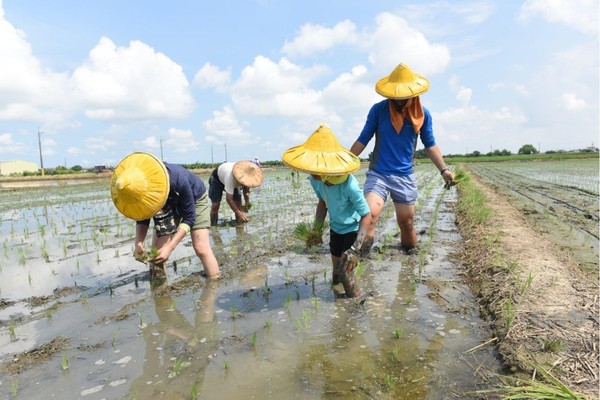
[110,152,170,221]
[233,161,263,188]
[282,123,360,175]
[375,63,430,99]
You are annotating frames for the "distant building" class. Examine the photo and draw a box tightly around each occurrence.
[0,160,38,176]
[94,165,107,173]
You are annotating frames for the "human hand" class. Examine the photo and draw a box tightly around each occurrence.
[134,244,146,263]
[154,246,173,264]
[236,211,249,223]
[241,202,252,212]
[442,170,456,190]
[340,247,359,273]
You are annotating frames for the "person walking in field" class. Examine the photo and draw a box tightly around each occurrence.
[283,123,371,298]
[349,62,456,253]
[110,152,221,281]
[208,161,263,225]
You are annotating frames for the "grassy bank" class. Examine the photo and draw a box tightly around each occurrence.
[453,166,594,399]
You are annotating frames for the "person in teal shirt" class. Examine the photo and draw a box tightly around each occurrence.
[283,124,371,298]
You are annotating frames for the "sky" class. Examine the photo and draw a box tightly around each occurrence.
[0,0,598,168]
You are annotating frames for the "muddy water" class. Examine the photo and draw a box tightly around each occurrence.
[0,167,501,399]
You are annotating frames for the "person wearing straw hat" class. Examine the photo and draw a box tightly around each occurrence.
[350,63,456,254]
[283,123,371,298]
[110,152,221,280]
[208,161,263,225]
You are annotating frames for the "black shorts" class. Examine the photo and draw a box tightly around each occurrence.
[208,168,242,203]
[329,229,358,258]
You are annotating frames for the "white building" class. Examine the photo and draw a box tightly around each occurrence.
[0,160,39,176]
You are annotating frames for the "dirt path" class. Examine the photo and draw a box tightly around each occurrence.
[458,175,599,396]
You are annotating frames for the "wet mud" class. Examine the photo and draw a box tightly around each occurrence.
[0,167,502,399]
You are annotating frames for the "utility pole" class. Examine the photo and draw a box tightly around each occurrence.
[224,143,227,162]
[211,145,214,165]
[160,137,164,160]
[37,128,45,176]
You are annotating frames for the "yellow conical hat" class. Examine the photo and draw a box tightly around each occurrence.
[282,123,360,175]
[375,63,430,99]
[110,152,170,221]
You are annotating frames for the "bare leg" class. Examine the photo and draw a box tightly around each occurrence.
[191,228,220,278]
[210,203,219,226]
[394,203,417,250]
[362,192,385,252]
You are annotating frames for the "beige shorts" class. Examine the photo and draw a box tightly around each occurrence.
[172,193,211,232]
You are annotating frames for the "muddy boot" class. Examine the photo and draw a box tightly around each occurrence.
[337,256,361,298]
[149,261,167,289]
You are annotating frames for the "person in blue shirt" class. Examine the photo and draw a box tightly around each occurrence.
[111,152,221,281]
[283,124,371,297]
[350,63,456,253]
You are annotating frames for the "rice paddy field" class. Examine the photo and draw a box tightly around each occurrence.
[0,157,596,399]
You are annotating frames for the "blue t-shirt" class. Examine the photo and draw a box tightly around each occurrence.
[357,99,436,176]
[309,175,370,235]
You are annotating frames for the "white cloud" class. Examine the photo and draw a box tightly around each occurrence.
[365,12,450,75]
[164,127,200,153]
[192,62,231,90]
[202,106,254,144]
[230,56,327,117]
[0,133,27,153]
[435,105,528,153]
[282,19,358,57]
[453,1,495,24]
[86,137,116,151]
[67,146,82,155]
[0,7,69,121]
[73,37,194,120]
[562,92,587,110]
[519,0,599,34]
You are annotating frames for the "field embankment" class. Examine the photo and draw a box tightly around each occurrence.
[455,161,598,398]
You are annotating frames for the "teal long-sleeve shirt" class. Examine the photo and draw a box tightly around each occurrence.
[309,175,370,235]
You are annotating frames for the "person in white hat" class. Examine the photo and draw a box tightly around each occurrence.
[208,161,264,225]
[350,63,455,253]
[283,123,371,298]
[111,152,221,280]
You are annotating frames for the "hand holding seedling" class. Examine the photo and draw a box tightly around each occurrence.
[442,169,457,190]
[340,248,359,273]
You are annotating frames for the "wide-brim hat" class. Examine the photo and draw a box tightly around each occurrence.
[233,161,263,188]
[282,123,360,176]
[110,152,170,221]
[375,63,430,99]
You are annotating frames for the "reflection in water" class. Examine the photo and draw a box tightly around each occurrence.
[127,282,219,399]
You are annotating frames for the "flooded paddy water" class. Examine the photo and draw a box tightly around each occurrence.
[0,166,501,399]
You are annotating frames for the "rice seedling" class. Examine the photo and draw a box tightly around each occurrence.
[230,307,239,319]
[11,379,18,397]
[264,318,272,329]
[391,347,399,362]
[504,298,516,334]
[294,220,328,248]
[61,352,69,370]
[384,374,396,390]
[284,295,291,310]
[295,310,312,332]
[191,383,200,400]
[168,358,190,378]
[543,338,565,353]
[112,331,119,347]
[393,327,403,339]
[251,331,257,349]
[312,296,319,310]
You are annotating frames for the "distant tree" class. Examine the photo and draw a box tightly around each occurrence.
[71,165,83,172]
[414,148,427,159]
[518,144,538,155]
[471,150,481,157]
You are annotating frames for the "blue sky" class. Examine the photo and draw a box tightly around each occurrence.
[0,0,598,168]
